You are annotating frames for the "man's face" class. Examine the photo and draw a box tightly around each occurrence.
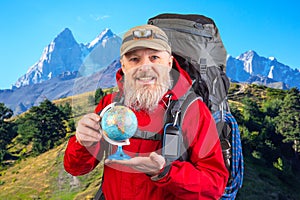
[121,48,173,111]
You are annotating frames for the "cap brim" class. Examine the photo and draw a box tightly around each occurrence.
[121,39,170,56]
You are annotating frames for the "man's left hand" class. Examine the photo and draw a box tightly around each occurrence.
[105,152,165,176]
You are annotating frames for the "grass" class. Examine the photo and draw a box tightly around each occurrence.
[0,140,104,200]
[2,141,299,199]
[236,156,300,200]
[0,143,66,199]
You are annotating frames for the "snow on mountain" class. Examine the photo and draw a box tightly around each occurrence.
[226,55,250,82]
[0,27,122,115]
[87,28,115,49]
[13,28,122,88]
[267,65,275,79]
[0,60,121,116]
[14,28,83,88]
[227,50,300,89]
[79,28,122,76]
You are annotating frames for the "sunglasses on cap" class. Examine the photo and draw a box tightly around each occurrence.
[122,29,168,43]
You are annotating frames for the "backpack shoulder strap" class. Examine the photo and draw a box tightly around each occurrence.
[163,90,202,162]
[166,90,202,127]
[179,91,202,126]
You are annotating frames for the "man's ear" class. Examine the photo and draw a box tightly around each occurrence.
[169,55,174,68]
[120,59,125,73]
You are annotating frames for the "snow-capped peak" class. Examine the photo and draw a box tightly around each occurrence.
[236,50,258,61]
[13,28,83,88]
[88,28,114,49]
[13,27,122,88]
[268,56,277,62]
[236,50,258,74]
[269,56,275,60]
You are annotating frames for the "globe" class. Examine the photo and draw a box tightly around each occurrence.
[101,105,138,142]
[100,104,138,160]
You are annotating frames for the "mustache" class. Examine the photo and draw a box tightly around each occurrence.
[133,71,157,80]
[130,64,166,79]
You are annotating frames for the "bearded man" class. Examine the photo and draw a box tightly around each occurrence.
[64,24,229,200]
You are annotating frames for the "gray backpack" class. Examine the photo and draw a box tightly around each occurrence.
[148,13,230,113]
[148,13,244,199]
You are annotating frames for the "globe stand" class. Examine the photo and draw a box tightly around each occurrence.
[110,145,131,160]
[102,132,131,160]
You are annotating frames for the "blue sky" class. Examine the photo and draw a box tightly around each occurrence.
[0,0,299,89]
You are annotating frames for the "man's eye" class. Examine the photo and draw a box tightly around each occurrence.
[151,55,159,60]
[129,57,139,62]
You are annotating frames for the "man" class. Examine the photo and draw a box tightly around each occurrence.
[64,24,229,200]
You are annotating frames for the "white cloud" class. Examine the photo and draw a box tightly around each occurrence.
[89,14,110,21]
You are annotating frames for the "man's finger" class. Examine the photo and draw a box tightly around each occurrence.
[149,152,165,169]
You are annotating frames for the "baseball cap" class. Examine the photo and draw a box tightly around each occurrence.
[120,24,171,56]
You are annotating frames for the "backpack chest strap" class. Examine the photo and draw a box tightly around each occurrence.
[132,129,162,141]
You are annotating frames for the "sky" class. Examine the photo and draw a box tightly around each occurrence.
[0,0,299,89]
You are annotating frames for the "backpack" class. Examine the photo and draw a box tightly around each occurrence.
[147,13,244,199]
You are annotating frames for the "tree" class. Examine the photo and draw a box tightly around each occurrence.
[16,116,38,145]
[0,102,13,121]
[17,99,68,155]
[275,88,300,160]
[94,88,105,105]
[239,97,278,163]
[58,102,72,118]
[276,88,300,143]
[241,97,263,132]
[261,98,283,118]
[261,98,284,151]
[228,102,243,124]
[0,103,15,163]
[58,102,75,132]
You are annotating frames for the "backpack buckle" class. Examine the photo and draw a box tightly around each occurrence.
[173,111,180,126]
[199,58,207,74]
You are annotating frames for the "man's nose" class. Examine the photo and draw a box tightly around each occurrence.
[137,57,152,71]
[138,64,152,72]
[140,56,152,66]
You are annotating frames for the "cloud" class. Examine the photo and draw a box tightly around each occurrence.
[89,14,110,21]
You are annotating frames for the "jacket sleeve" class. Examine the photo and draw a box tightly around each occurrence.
[63,136,102,176]
[152,100,229,199]
[64,95,113,176]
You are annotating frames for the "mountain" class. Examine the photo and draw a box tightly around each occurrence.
[13,28,82,88]
[0,60,120,115]
[227,50,300,89]
[79,28,122,76]
[13,28,122,88]
[1,28,299,115]
[1,27,122,115]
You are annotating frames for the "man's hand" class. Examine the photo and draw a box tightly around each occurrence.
[76,113,102,147]
[105,152,166,176]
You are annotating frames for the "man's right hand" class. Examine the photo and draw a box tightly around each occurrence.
[75,113,102,147]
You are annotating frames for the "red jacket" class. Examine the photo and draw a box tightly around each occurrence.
[64,60,229,200]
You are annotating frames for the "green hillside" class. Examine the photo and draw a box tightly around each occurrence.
[0,142,103,200]
[0,83,299,199]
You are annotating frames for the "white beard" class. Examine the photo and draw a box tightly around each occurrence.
[123,64,172,112]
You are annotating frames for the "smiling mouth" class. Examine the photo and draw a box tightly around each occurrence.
[136,76,156,85]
